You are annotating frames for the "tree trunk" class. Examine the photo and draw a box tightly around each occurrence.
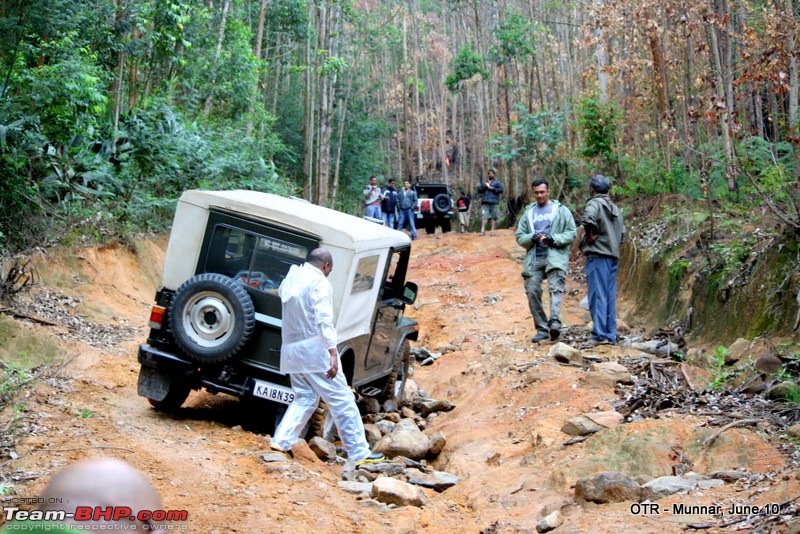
[402,14,411,181]
[593,0,608,102]
[707,1,737,193]
[246,0,268,137]
[302,0,316,200]
[203,0,231,116]
[315,2,339,207]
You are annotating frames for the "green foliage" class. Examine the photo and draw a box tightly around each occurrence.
[778,383,800,404]
[576,96,618,169]
[735,136,800,234]
[320,55,348,77]
[0,365,34,407]
[489,9,540,64]
[446,47,489,92]
[11,36,109,146]
[737,136,794,183]
[75,407,94,418]
[614,155,674,197]
[489,106,567,180]
[706,345,731,391]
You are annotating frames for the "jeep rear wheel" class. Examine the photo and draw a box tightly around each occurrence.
[170,273,255,363]
[305,400,335,441]
[138,367,190,412]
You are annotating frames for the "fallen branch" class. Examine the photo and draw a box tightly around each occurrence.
[701,418,761,450]
[0,307,59,327]
[679,363,696,391]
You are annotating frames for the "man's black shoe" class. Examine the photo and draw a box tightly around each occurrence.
[531,332,548,343]
[549,328,560,341]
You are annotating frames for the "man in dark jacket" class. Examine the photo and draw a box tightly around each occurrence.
[381,179,399,229]
[580,175,626,346]
[478,169,503,236]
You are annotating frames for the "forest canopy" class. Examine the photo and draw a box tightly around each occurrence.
[1,0,800,253]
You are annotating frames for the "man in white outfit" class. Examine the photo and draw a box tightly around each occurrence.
[270,247,385,464]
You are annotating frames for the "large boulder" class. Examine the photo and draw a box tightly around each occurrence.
[374,418,431,460]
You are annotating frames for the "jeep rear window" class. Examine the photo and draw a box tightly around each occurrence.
[205,225,307,294]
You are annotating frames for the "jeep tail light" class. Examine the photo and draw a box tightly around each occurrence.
[148,305,167,329]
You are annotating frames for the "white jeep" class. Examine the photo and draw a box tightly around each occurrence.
[137,190,419,431]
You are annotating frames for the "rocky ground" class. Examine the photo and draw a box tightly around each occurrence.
[1,229,800,533]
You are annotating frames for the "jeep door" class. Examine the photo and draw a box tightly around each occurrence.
[357,246,413,382]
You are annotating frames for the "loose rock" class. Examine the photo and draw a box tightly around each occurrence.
[371,476,428,507]
[574,471,641,504]
[640,472,724,500]
[428,430,447,456]
[536,510,564,533]
[549,342,583,365]
[404,468,460,492]
[417,398,455,417]
[308,436,337,461]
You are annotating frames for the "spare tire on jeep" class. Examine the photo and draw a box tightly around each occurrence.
[169,273,256,363]
[433,193,452,214]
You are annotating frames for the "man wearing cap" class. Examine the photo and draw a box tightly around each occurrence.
[580,174,626,347]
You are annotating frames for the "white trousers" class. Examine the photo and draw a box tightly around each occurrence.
[271,369,371,462]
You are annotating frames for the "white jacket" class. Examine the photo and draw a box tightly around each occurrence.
[277,263,337,373]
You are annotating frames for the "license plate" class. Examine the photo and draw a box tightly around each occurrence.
[252,379,295,405]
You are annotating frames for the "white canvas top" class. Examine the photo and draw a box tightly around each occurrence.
[161,190,410,341]
[179,189,410,251]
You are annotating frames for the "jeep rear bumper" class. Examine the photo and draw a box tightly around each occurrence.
[138,344,195,372]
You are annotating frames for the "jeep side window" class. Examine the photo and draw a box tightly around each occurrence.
[381,247,410,300]
[205,225,307,294]
[352,255,379,294]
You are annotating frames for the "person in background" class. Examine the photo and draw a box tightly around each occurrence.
[363,176,383,220]
[515,179,577,343]
[580,174,625,347]
[457,189,471,233]
[478,169,503,236]
[269,248,385,465]
[396,179,418,240]
[380,179,399,228]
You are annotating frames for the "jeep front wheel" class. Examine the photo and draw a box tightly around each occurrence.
[381,340,411,403]
[170,273,256,363]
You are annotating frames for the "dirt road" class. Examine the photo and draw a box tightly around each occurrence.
[1,229,796,533]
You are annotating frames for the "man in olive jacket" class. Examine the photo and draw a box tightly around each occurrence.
[516,179,577,343]
[580,174,625,346]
